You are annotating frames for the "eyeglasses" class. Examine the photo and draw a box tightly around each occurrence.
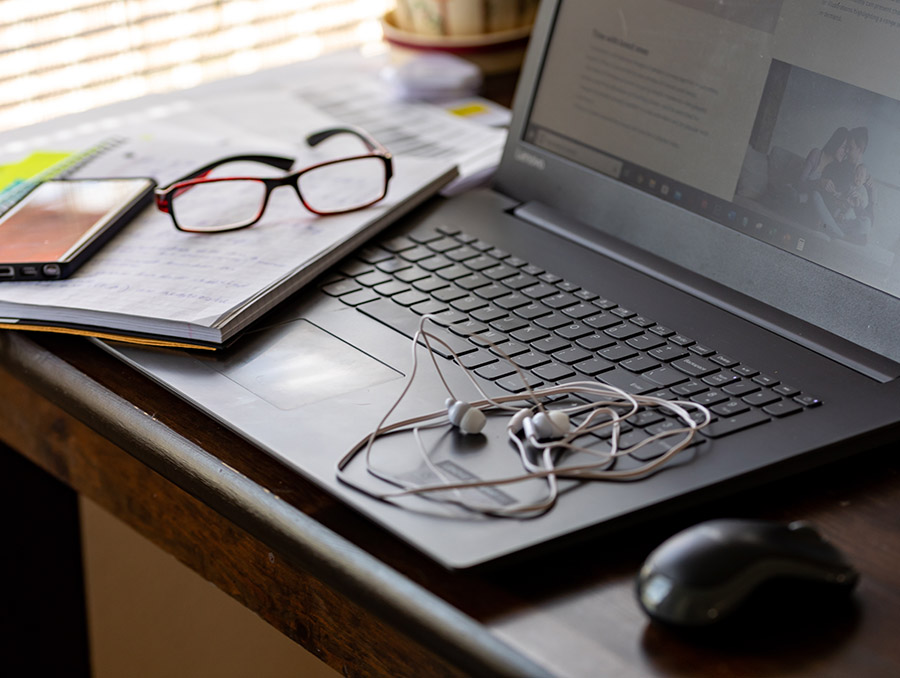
[154,126,393,233]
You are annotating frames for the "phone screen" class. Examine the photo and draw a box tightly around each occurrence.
[0,178,153,264]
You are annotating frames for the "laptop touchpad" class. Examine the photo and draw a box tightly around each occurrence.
[201,318,402,410]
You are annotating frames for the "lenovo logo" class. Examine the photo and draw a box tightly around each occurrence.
[514,149,546,170]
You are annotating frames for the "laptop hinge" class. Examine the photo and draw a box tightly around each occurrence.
[514,200,900,383]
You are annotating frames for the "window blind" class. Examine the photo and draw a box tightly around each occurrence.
[0,0,392,132]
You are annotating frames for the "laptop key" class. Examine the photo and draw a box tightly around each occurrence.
[450,296,489,312]
[556,322,593,340]
[511,326,550,343]
[554,346,593,365]
[626,334,666,351]
[355,270,393,287]
[584,313,621,330]
[670,380,708,396]
[513,302,552,320]
[532,335,571,354]
[597,368,658,395]
[722,380,760,397]
[450,319,487,336]
[493,316,529,333]
[711,400,750,417]
[533,362,576,382]
[463,254,500,271]
[322,278,362,296]
[395,266,431,283]
[644,366,689,388]
[497,373,544,393]
[764,399,803,417]
[475,362,518,381]
[490,340,530,358]
[504,273,540,290]
[535,312,572,330]
[620,355,661,373]
[458,350,498,369]
[599,344,638,362]
[426,237,462,252]
[543,292,579,309]
[671,356,719,377]
[413,275,449,293]
[433,287,468,302]
[472,283,509,300]
[512,351,551,370]
[446,245,480,262]
[495,293,531,310]
[574,357,615,376]
[430,309,467,326]
[393,290,430,307]
[484,263,519,280]
[471,305,508,323]
[605,324,644,340]
[522,282,559,299]
[742,389,781,407]
[456,273,491,290]
[576,334,617,351]
[418,255,454,272]
[701,410,769,438]
[409,300,447,316]
[794,394,823,407]
[563,303,600,320]
[338,289,380,306]
[692,389,728,406]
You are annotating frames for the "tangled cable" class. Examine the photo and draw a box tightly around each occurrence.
[336,315,711,518]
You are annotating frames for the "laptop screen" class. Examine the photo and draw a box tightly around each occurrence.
[524,0,900,300]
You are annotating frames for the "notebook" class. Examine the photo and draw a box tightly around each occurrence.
[106,0,900,569]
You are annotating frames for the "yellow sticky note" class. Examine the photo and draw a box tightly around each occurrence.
[448,103,490,118]
[0,150,73,191]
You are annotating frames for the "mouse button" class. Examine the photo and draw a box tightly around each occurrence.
[644,528,761,588]
[767,524,853,568]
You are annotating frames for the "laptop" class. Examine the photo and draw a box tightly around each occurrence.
[106,0,900,569]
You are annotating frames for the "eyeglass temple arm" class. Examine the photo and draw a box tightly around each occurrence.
[158,154,296,190]
[306,127,390,156]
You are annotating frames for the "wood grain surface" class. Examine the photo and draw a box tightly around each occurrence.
[2,331,899,677]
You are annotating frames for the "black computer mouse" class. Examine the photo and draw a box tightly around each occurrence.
[635,518,859,628]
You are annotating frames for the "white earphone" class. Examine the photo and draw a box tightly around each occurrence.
[525,410,571,441]
[446,398,487,435]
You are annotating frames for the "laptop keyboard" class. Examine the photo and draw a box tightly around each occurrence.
[321,224,822,444]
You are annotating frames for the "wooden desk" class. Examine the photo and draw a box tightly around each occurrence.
[2,328,900,677]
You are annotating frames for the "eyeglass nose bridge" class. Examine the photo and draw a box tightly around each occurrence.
[262,172,317,213]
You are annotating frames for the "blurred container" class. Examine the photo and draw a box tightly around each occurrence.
[383,0,538,74]
[393,0,538,36]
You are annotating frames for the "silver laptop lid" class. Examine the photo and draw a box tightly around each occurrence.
[496,0,900,367]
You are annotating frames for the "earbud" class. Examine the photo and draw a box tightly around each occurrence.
[508,408,531,435]
[524,410,570,441]
[445,398,486,435]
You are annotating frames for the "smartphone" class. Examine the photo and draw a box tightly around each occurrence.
[0,177,155,281]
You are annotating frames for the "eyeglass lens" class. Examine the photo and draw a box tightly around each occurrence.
[299,157,388,214]
[172,179,267,232]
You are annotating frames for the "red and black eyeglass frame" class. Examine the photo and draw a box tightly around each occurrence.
[154,126,394,233]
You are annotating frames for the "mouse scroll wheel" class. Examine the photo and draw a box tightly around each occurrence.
[787,520,823,541]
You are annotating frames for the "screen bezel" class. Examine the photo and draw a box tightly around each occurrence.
[493,0,900,368]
